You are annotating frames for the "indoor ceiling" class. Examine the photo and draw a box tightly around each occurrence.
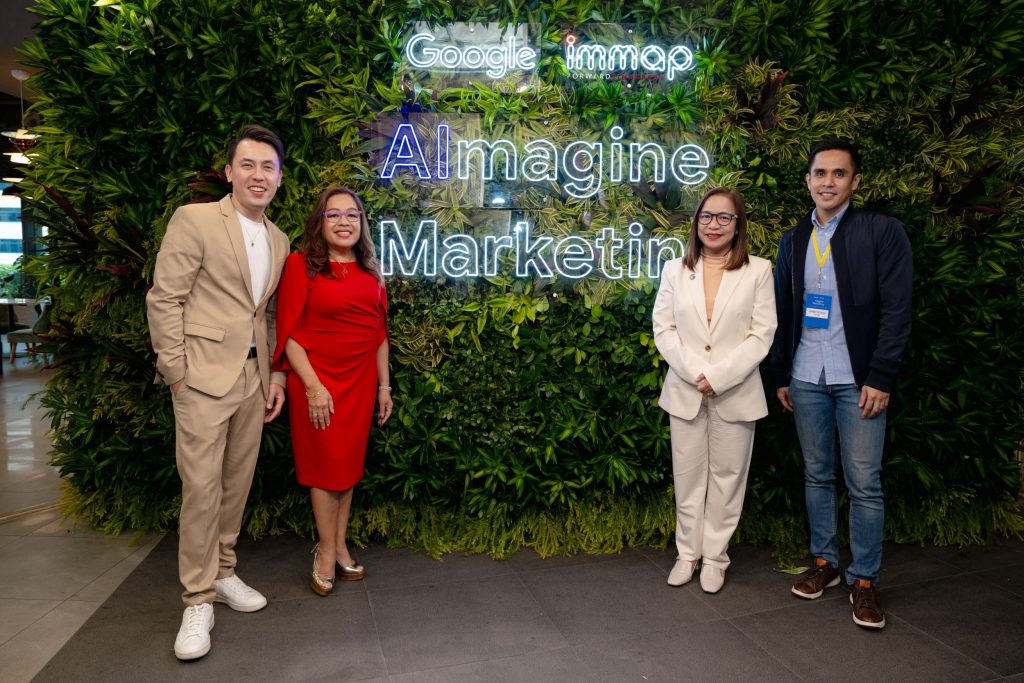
[0,1,38,101]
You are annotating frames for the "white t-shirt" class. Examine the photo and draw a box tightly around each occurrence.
[237,212,271,347]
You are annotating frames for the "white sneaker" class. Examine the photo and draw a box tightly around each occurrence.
[174,603,214,661]
[700,564,726,594]
[214,574,267,612]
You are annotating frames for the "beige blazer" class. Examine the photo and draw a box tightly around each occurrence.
[146,195,290,398]
[653,255,777,422]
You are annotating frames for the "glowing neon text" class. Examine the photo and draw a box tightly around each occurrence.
[405,32,538,79]
[378,123,710,198]
[378,220,685,279]
[564,35,695,81]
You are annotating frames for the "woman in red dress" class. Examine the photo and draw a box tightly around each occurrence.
[273,186,392,596]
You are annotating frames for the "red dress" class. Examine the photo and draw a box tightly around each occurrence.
[273,253,388,490]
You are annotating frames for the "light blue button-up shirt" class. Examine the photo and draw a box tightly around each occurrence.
[791,203,856,386]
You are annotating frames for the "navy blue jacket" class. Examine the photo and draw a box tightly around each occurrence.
[769,208,913,393]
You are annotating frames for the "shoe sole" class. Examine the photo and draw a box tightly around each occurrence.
[174,613,214,660]
[337,561,365,581]
[175,640,211,661]
[310,576,334,596]
[791,575,841,599]
[213,595,267,613]
[850,593,886,629]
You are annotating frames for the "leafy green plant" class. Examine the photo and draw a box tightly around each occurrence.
[19,0,1023,562]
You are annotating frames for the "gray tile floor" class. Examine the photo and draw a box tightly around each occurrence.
[2,348,1023,682]
[29,533,1024,682]
[0,358,60,518]
[0,356,163,683]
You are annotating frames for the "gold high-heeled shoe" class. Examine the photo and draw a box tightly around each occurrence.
[310,544,335,596]
[336,558,365,582]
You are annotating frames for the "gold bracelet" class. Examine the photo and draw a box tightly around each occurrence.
[305,387,323,399]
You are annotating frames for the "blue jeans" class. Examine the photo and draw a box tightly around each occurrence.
[789,374,886,584]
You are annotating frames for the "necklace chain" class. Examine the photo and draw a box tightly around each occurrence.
[241,220,264,247]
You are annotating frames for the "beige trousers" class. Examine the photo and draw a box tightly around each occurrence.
[172,358,264,605]
[669,398,755,570]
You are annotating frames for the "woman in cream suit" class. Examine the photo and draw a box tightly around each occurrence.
[653,188,777,593]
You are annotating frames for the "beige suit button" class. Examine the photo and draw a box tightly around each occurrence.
[704,345,711,352]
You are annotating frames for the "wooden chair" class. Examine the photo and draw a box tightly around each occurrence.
[9,298,52,364]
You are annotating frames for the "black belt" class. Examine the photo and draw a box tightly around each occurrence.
[246,347,258,359]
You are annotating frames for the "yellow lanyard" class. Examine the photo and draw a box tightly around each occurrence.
[811,227,831,270]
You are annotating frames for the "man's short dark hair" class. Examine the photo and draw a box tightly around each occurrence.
[807,136,861,176]
[226,124,284,166]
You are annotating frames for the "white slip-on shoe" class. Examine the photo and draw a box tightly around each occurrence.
[667,559,698,586]
[213,575,267,612]
[700,563,725,594]
[174,603,214,661]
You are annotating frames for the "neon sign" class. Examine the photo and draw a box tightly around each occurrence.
[383,24,709,280]
[379,123,710,199]
[563,34,695,81]
[378,220,685,280]
[405,32,538,79]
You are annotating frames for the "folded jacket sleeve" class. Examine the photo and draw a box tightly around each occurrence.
[272,252,311,372]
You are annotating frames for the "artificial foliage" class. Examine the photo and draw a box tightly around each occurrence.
[18,0,1024,561]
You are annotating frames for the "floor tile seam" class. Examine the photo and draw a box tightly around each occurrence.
[886,566,1024,594]
[363,587,393,679]
[635,546,673,575]
[555,613,740,650]
[258,589,370,607]
[680,584,732,620]
[508,565,578,649]
[504,554,656,580]
[719,590,861,622]
[0,599,62,649]
[722,616,812,683]
[127,535,166,558]
[53,597,104,612]
[878,552,965,573]
[692,594,834,620]
[881,610,1005,678]
[384,643,579,679]
[955,564,1024,591]
[12,535,151,553]
[361,568,520,594]
[0,501,60,525]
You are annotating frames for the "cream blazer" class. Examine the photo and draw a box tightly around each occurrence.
[147,195,290,398]
[653,255,777,422]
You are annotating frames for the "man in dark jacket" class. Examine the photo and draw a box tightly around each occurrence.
[770,137,912,630]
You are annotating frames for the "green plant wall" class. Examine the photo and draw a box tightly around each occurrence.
[20,0,1024,560]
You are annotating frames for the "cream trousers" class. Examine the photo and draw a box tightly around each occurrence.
[669,398,755,569]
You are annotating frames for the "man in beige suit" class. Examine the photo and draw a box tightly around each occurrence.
[147,125,290,660]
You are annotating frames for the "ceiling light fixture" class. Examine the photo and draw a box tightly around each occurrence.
[2,69,38,157]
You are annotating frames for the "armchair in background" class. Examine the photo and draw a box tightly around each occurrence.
[9,297,52,364]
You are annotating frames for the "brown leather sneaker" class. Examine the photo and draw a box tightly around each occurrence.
[850,579,885,629]
[791,558,841,599]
